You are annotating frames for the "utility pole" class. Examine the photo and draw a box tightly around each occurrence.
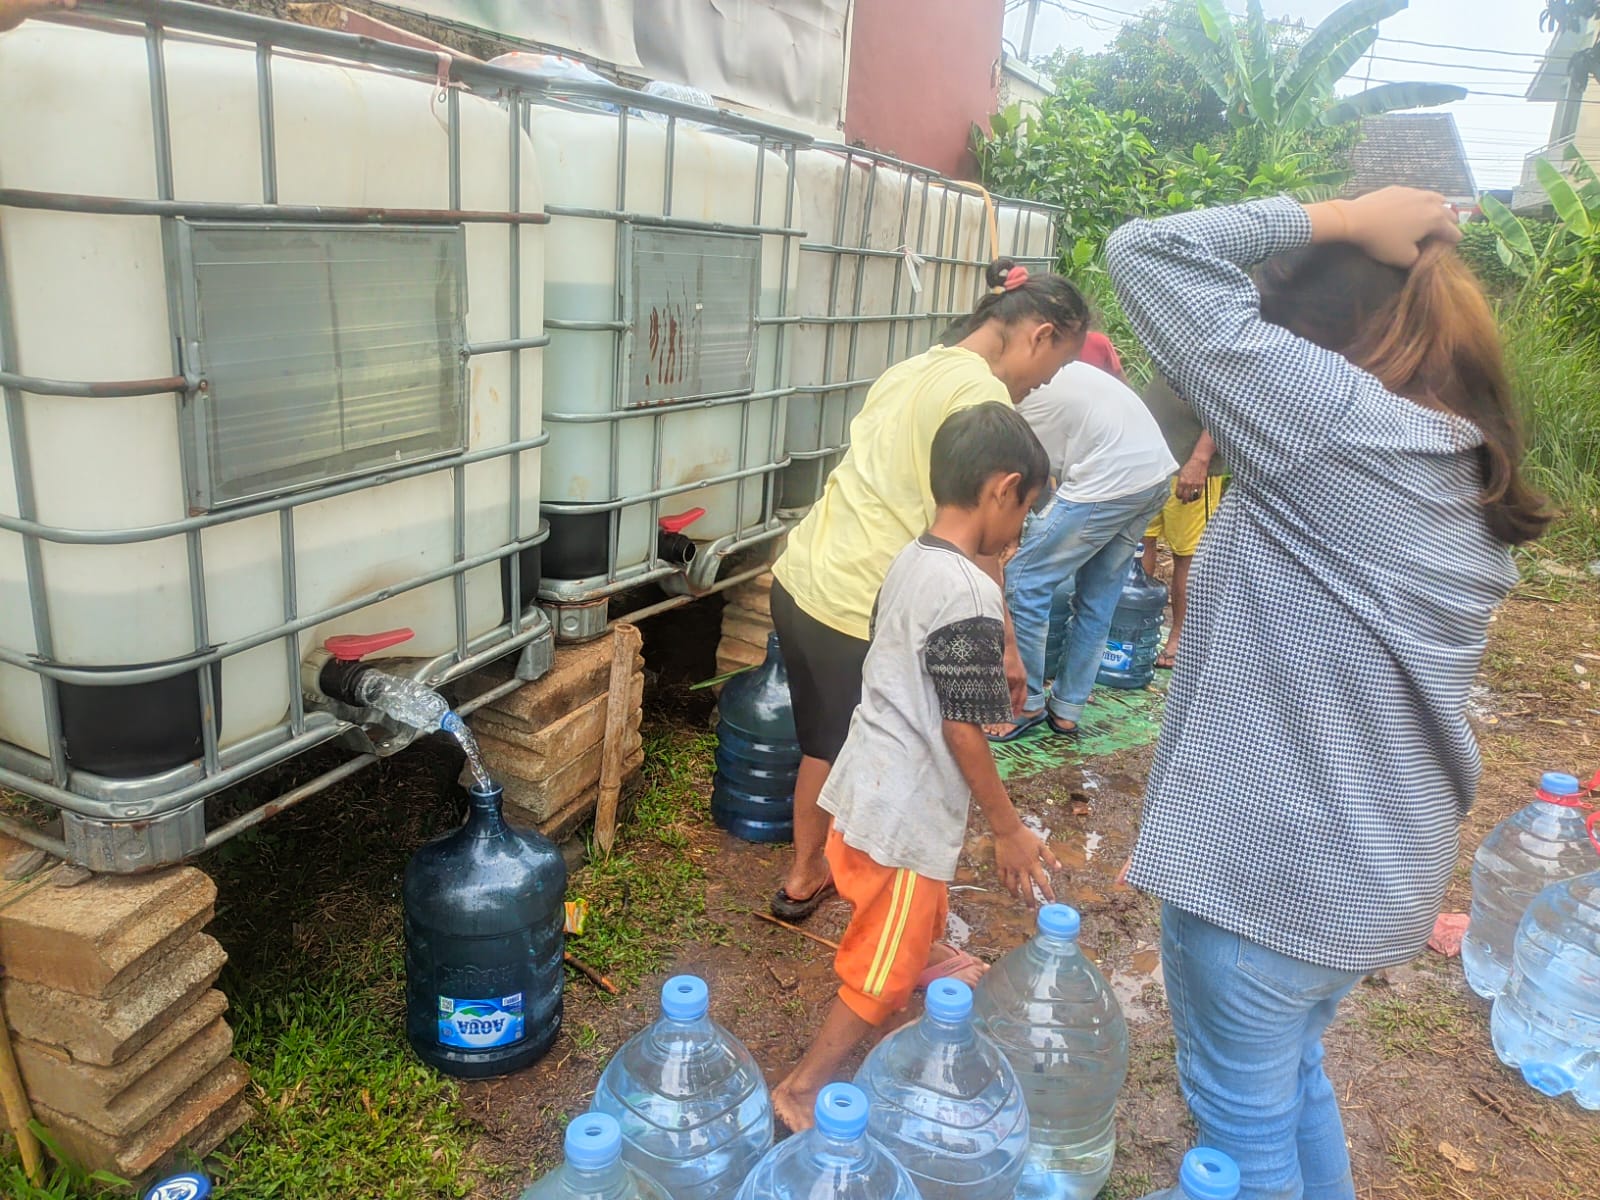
[1021,0,1041,59]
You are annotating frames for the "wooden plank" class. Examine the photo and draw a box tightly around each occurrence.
[0,991,43,1185]
[594,623,643,854]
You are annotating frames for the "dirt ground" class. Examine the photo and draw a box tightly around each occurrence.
[444,573,1600,1200]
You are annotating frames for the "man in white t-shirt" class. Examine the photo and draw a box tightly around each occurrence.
[986,361,1176,739]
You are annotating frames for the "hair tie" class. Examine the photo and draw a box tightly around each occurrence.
[1003,265,1029,291]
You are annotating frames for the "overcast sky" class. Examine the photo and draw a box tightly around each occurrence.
[1004,0,1564,190]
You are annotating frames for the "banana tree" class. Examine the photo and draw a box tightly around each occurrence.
[1167,0,1467,168]
[1481,148,1600,341]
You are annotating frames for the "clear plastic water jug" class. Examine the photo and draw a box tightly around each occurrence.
[972,904,1129,1200]
[1462,772,1595,998]
[1145,1148,1242,1200]
[732,1082,924,1200]
[712,632,802,843]
[1095,553,1167,690]
[1490,865,1600,1109]
[520,1113,673,1200]
[853,978,1030,1200]
[591,976,773,1200]
[404,782,567,1078]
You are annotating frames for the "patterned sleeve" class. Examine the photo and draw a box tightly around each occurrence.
[1104,197,1372,484]
[924,615,1011,725]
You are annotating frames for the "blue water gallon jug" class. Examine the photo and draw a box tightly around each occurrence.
[854,978,1030,1200]
[520,1113,673,1200]
[733,1082,925,1200]
[1147,1148,1242,1200]
[712,631,801,843]
[1096,554,1167,690]
[1462,771,1595,998]
[591,975,773,1199]
[1490,867,1600,1109]
[973,904,1129,1200]
[403,782,567,1078]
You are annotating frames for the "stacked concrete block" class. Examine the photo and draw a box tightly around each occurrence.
[717,572,776,681]
[462,628,646,840]
[0,841,249,1181]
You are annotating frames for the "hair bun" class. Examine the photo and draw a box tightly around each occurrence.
[984,257,1019,292]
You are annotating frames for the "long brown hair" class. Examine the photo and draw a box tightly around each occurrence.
[1258,242,1550,545]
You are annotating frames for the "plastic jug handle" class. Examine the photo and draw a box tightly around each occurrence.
[324,628,414,661]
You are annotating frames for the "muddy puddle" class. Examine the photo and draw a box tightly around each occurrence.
[946,755,1167,1020]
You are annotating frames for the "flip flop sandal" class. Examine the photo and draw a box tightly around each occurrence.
[1045,713,1080,738]
[770,878,837,922]
[915,945,986,990]
[985,711,1046,744]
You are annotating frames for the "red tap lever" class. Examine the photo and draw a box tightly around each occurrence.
[658,508,706,535]
[324,628,415,662]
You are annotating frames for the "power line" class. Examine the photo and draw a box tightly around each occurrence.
[1036,0,1584,67]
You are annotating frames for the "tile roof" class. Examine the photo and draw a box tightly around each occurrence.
[1340,114,1478,201]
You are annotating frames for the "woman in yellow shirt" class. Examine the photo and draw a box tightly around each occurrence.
[769,258,1089,920]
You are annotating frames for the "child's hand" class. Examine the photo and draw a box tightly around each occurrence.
[994,828,1060,907]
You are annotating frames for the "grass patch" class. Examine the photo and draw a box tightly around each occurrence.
[571,727,728,988]
[1358,983,1472,1060]
[1505,314,1600,566]
[1102,1168,1156,1199]
[0,1127,127,1200]
[217,968,478,1199]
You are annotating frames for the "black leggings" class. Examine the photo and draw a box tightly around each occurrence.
[769,580,871,763]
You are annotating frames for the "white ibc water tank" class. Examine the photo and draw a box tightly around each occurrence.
[0,22,544,810]
[780,150,1060,511]
[782,149,942,511]
[528,105,798,608]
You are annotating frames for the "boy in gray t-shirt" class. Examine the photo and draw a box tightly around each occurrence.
[770,403,1063,1134]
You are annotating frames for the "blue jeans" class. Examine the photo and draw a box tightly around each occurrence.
[1158,904,1365,1200]
[1004,479,1170,720]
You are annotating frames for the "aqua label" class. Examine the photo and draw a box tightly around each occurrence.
[438,993,526,1049]
[145,1175,210,1200]
[1101,642,1134,671]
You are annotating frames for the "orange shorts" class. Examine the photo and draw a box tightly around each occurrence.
[826,828,949,1025]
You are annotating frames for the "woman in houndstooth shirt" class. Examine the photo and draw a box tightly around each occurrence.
[1106,189,1550,1200]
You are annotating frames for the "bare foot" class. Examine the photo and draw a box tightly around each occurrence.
[771,1079,817,1134]
[922,943,989,988]
[779,868,832,907]
[983,711,1043,739]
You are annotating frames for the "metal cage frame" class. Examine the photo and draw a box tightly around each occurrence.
[778,142,1061,513]
[531,90,809,611]
[0,0,792,869]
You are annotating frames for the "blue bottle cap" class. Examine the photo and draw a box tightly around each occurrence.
[660,974,709,1022]
[144,1175,211,1200]
[1540,772,1581,797]
[1179,1148,1241,1200]
[1038,903,1081,940]
[565,1113,623,1170]
[813,1082,870,1141]
[924,977,973,1023]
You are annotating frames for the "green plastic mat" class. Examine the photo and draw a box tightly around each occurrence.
[992,679,1168,780]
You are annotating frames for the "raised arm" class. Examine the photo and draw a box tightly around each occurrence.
[1104,189,1459,483]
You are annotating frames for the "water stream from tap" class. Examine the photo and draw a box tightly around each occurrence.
[442,711,493,793]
